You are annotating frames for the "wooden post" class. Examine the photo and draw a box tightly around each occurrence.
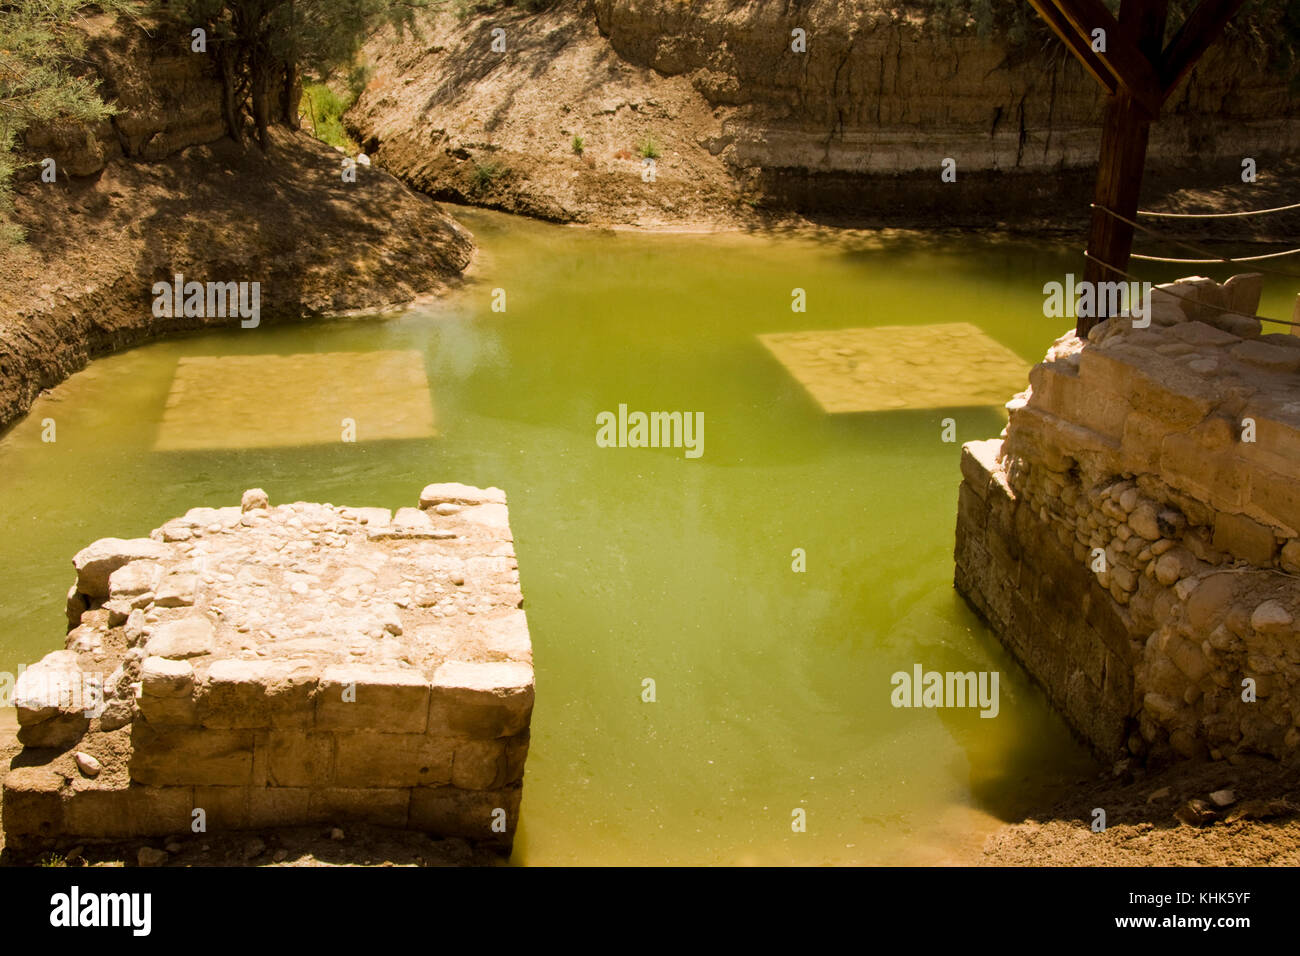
[1078,0,1167,337]
[1079,93,1153,336]
[1025,0,1246,337]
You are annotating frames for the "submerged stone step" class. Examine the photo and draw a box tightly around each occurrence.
[2,483,533,855]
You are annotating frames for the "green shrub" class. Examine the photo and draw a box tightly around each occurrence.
[472,160,505,190]
[300,81,358,151]
[638,136,661,160]
[571,135,584,155]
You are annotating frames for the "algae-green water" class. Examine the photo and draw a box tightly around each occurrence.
[4,210,1287,864]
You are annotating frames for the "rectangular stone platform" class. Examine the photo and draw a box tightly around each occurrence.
[2,482,533,854]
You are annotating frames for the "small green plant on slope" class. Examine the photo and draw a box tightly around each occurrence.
[571,135,584,155]
[300,81,359,151]
[638,136,661,160]
[472,160,505,190]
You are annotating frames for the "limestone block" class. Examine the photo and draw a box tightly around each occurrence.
[1231,339,1300,373]
[316,664,430,733]
[1,767,65,837]
[1248,467,1300,535]
[108,561,161,599]
[192,786,251,829]
[333,732,454,787]
[1120,412,1167,475]
[481,611,533,664]
[1160,434,1247,510]
[257,731,335,787]
[409,783,522,847]
[197,659,317,729]
[419,483,507,508]
[62,785,193,838]
[957,483,987,537]
[1168,320,1240,348]
[130,724,255,786]
[1223,273,1264,316]
[136,692,197,727]
[154,573,199,608]
[429,661,535,739]
[309,787,409,827]
[14,650,90,724]
[1212,511,1278,567]
[959,439,1001,499]
[505,732,530,785]
[452,738,509,790]
[141,657,195,698]
[248,787,317,827]
[144,615,216,659]
[73,537,171,599]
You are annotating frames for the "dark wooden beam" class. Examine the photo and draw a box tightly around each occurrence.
[1160,0,1248,100]
[1078,0,1168,336]
[1042,0,1166,117]
[1025,0,1119,95]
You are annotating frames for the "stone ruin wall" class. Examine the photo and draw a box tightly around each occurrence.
[956,274,1300,766]
[2,483,533,853]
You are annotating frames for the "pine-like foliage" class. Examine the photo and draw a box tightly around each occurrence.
[163,0,433,149]
[0,0,132,245]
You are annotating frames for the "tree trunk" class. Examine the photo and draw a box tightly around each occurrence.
[216,43,242,145]
[280,61,301,130]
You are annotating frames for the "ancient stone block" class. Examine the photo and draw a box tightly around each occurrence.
[409,784,522,848]
[144,615,216,660]
[959,439,1001,499]
[62,785,193,838]
[1213,511,1278,567]
[957,482,987,537]
[73,537,171,599]
[248,787,317,827]
[1,767,65,838]
[429,661,535,738]
[333,732,454,788]
[197,659,317,730]
[452,738,509,790]
[256,731,334,787]
[309,787,410,827]
[420,483,508,508]
[1248,467,1300,535]
[141,657,195,698]
[193,786,251,829]
[316,664,431,733]
[130,724,255,786]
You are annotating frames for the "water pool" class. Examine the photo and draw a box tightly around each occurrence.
[7,209,1283,863]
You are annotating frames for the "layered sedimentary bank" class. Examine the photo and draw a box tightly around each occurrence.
[2,484,533,853]
[956,275,1300,765]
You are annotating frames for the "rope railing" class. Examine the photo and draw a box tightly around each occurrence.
[1090,203,1300,280]
[1080,250,1300,329]
[1137,200,1300,219]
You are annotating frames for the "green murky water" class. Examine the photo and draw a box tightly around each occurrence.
[4,209,1289,864]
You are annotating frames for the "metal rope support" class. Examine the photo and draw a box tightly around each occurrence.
[1131,248,1300,264]
[1137,200,1300,219]
[1080,250,1300,328]
[1091,203,1300,280]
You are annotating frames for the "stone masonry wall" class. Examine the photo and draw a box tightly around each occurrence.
[956,275,1300,765]
[2,483,533,853]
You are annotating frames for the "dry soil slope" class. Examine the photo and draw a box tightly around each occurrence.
[349,0,1300,225]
